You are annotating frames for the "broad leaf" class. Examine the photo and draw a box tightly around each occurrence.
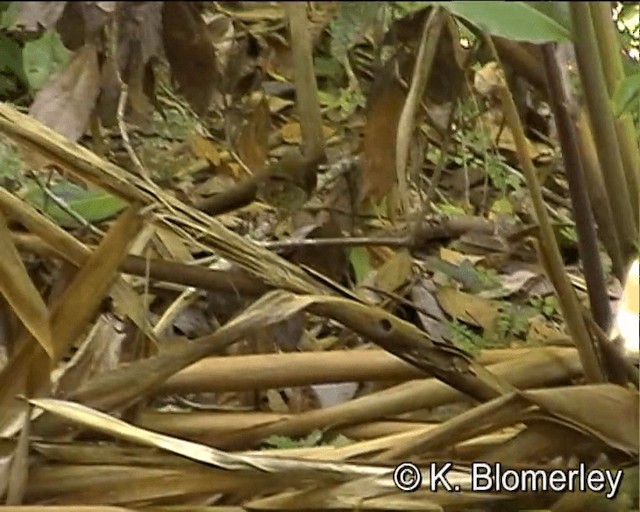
[613,72,640,117]
[23,181,127,227]
[21,29,69,91]
[437,1,571,42]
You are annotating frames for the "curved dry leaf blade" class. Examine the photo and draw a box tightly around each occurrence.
[4,411,30,505]
[29,43,101,142]
[68,290,319,410]
[28,397,388,480]
[520,385,639,456]
[29,464,277,504]
[48,205,144,361]
[0,213,52,357]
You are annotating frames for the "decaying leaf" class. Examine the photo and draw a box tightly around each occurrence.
[436,287,503,332]
[360,53,408,201]
[162,1,218,115]
[0,212,52,357]
[0,4,636,509]
[29,43,101,142]
[235,95,271,174]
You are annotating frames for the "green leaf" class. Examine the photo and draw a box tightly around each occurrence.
[527,2,572,32]
[613,72,640,117]
[21,29,69,91]
[23,181,127,227]
[0,33,24,79]
[0,1,20,29]
[0,139,22,179]
[330,2,381,59]
[491,197,513,214]
[349,246,372,284]
[436,1,571,42]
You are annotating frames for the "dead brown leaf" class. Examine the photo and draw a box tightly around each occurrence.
[162,1,218,115]
[116,2,163,123]
[520,385,638,456]
[0,205,143,436]
[189,134,221,167]
[235,95,271,174]
[436,287,503,332]
[0,212,52,358]
[29,43,101,142]
[360,54,408,202]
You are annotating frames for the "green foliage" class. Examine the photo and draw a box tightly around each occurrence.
[456,98,523,196]
[615,1,639,72]
[317,86,366,117]
[263,430,324,449]
[392,2,427,16]
[529,295,560,319]
[559,225,579,244]
[22,180,127,227]
[431,201,467,217]
[0,5,69,98]
[436,1,571,42]
[21,29,69,91]
[0,1,19,27]
[0,32,24,95]
[490,196,514,215]
[527,2,572,32]
[445,319,487,355]
[474,266,502,290]
[330,2,382,60]
[613,72,640,118]
[349,246,372,284]
[495,304,530,341]
[0,137,22,184]
[1,139,125,227]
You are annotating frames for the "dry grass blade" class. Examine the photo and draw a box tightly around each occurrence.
[518,384,639,455]
[0,205,144,436]
[381,384,638,463]
[62,290,319,412]
[54,290,515,432]
[245,468,504,511]
[0,212,52,357]
[46,204,144,361]
[21,399,520,510]
[27,398,390,480]
[5,411,30,504]
[0,189,155,336]
[25,463,278,505]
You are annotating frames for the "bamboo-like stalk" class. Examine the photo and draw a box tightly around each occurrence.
[590,2,640,228]
[571,3,637,259]
[486,38,605,384]
[541,44,612,333]
[285,2,325,162]
[575,109,625,279]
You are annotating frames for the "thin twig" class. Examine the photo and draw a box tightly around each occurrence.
[116,84,149,181]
